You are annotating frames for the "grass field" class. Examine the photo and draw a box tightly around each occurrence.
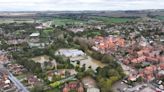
[92,16,135,24]
[43,29,53,33]
[53,18,86,26]
[41,29,53,36]
[0,16,136,25]
[155,16,164,21]
[85,31,101,37]
[0,18,35,24]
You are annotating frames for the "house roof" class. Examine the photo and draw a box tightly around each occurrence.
[82,76,97,88]
[159,64,164,70]
[57,49,85,57]
[0,68,9,75]
[30,33,40,37]
[87,87,100,92]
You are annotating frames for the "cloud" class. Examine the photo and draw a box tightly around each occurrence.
[0,0,164,11]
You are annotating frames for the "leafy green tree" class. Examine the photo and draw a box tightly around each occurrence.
[31,85,44,92]
[101,54,114,63]
[98,78,112,92]
[108,69,120,77]
[91,51,103,60]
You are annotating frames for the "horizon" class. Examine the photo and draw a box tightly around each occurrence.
[0,9,164,12]
[0,0,164,11]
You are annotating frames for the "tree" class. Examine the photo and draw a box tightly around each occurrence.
[101,54,114,64]
[109,76,119,84]
[96,66,109,77]
[81,64,86,72]
[31,85,44,92]
[91,51,103,60]
[84,69,95,77]
[0,39,9,50]
[136,76,144,83]
[108,69,120,77]
[97,78,113,92]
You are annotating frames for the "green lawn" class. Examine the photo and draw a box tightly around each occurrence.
[85,31,101,37]
[16,74,26,80]
[44,29,53,33]
[42,29,53,36]
[92,16,135,24]
[0,18,35,24]
[155,16,164,21]
[53,18,86,26]
[53,17,134,25]
[46,88,61,92]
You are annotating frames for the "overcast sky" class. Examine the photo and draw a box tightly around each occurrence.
[0,0,164,11]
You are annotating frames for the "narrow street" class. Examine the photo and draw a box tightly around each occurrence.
[8,72,29,92]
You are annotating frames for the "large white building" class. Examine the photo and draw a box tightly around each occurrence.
[29,32,40,37]
[87,88,100,92]
[56,49,85,57]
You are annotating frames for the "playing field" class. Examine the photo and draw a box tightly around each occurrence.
[92,16,135,24]
[53,18,86,26]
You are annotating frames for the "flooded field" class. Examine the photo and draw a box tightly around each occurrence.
[71,56,106,70]
[56,48,106,70]
[31,55,50,63]
[91,57,106,68]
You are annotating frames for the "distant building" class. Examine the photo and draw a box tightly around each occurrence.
[47,69,77,81]
[29,32,40,37]
[0,68,17,92]
[82,76,100,92]
[56,49,85,58]
[0,51,10,64]
[62,82,84,92]
[28,32,51,48]
[27,75,40,86]
[87,87,100,92]
[31,55,57,70]
[82,76,96,88]
[68,28,84,33]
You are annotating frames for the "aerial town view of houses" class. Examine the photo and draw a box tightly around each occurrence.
[0,9,164,92]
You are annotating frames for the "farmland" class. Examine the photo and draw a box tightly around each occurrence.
[92,16,136,24]
[53,18,86,26]
[0,18,35,24]
[155,16,164,21]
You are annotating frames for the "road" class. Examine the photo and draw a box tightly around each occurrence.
[8,73,29,92]
[113,61,163,92]
[113,80,128,92]
[112,61,139,92]
[117,61,137,75]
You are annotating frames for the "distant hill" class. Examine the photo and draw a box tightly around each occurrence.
[0,9,164,18]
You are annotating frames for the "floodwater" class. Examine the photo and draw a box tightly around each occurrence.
[56,48,106,70]
[32,54,106,71]
[90,57,106,68]
[70,56,106,70]
[31,55,50,63]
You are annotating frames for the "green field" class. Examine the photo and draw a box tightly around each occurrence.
[0,18,35,24]
[85,31,101,37]
[40,29,53,37]
[52,17,135,26]
[53,18,86,26]
[155,16,164,21]
[43,29,53,33]
[92,16,135,24]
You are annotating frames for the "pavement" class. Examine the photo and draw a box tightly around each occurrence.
[112,80,127,92]
[8,73,29,92]
[117,61,137,75]
[112,61,141,92]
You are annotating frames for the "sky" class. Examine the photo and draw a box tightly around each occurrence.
[0,0,164,11]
